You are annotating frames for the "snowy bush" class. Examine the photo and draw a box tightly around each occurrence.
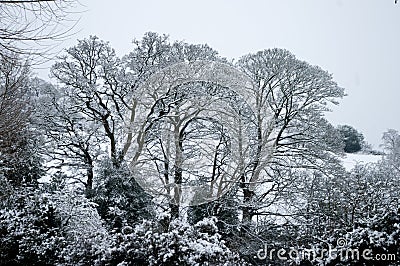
[0,187,65,265]
[297,210,400,265]
[335,210,400,266]
[51,190,111,265]
[0,186,110,265]
[103,216,247,266]
[92,159,154,230]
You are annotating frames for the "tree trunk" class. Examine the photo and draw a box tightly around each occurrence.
[241,187,255,224]
[83,149,94,197]
[85,165,94,197]
[171,126,184,219]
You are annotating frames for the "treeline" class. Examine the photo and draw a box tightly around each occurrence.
[0,33,399,265]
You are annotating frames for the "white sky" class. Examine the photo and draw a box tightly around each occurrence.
[36,0,400,149]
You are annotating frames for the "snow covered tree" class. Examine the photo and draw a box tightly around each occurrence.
[304,209,400,266]
[51,36,129,170]
[236,48,345,224]
[34,79,103,194]
[0,185,111,265]
[382,129,400,171]
[122,33,235,219]
[92,158,154,230]
[43,33,232,223]
[0,187,64,265]
[103,216,247,266]
[10,32,393,265]
[187,186,240,240]
[0,53,43,186]
[50,189,111,265]
[337,124,365,153]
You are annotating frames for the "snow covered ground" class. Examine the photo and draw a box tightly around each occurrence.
[341,152,383,171]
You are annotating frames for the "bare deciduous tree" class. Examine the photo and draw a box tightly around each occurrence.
[0,53,42,185]
[382,129,400,173]
[237,48,345,224]
[0,54,31,138]
[46,34,222,197]
[0,0,79,61]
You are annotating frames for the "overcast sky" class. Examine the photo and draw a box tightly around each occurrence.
[38,0,400,149]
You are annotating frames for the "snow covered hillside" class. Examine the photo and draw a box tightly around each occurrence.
[341,152,383,170]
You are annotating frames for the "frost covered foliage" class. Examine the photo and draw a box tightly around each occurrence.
[0,187,64,265]
[0,54,43,187]
[51,190,111,265]
[0,129,43,186]
[296,210,400,266]
[0,186,110,265]
[92,159,154,230]
[188,189,240,236]
[103,216,247,266]
[332,210,400,266]
[337,125,365,153]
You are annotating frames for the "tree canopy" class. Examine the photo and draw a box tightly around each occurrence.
[337,124,365,153]
[1,32,398,265]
